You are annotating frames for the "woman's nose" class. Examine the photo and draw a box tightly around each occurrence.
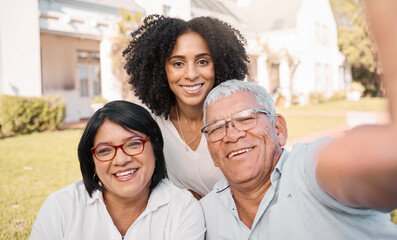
[184,63,199,80]
[112,147,131,165]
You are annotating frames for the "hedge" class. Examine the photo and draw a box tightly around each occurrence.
[0,95,66,135]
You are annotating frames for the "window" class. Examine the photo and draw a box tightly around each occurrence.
[315,22,329,46]
[92,65,101,96]
[78,65,89,97]
[77,51,101,98]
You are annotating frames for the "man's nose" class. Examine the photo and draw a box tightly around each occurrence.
[223,121,246,142]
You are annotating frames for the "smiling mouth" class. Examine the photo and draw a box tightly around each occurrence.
[181,83,203,92]
[227,148,253,158]
[114,169,138,180]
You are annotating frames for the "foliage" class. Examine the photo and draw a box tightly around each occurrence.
[110,8,142,99]
[392,211,397,224]
[329,90,347,101]
[308,92,328,104]
[0,95,65,135]
[91,94,108,104]
[350,81,365,94]
[329,0,381,94]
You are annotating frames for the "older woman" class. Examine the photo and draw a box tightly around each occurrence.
[29,101,205,240]
[123,14,249,199]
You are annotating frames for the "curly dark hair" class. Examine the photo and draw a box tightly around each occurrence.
[123,14,249,118]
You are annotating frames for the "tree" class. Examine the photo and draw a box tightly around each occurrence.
[109,8,142,99]
[329,0,381,96]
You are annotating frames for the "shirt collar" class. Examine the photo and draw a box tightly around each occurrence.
[85,179,171,211]
[270,148,289,183]
[87,188,105,205]
[145,179,170,212]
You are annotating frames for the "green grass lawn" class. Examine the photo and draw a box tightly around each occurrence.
[277,98,387,139]
[0,129,82,239]
[0,98,395,239]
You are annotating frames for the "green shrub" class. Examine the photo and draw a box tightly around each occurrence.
[329,90,347,101]
[350,81,365,95]
[0,95,65,135]
[392,210,397,225]
[309,92,328,104]
[91,94,108,104]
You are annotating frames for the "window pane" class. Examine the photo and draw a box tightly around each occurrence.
[92,65,101,96]
[78,65,89,97]
[77,51,89,60]
[91,52,100,60]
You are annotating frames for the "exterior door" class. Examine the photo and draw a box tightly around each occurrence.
[77,63,101,119]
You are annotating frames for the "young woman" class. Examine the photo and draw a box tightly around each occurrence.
[29,101,204,240]
[123,14,249,199]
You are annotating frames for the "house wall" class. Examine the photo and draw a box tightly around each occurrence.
[255,0,342,105]
[136,0,191,19]
[0,0,42,96]
[295,0,341,97]
[41,33,100,122]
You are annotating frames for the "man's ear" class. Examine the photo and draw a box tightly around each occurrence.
[274,114,288,147]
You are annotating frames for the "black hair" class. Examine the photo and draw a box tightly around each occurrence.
[123,14,249,118]
[77,100,167,197]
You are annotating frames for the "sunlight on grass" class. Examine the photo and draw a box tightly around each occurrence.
[282,115,346,140]
[0,129,82,239]
[277,98,387,139]
[278,98,387,113]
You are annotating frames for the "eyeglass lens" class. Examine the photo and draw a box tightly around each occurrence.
[206,109,259,141]
[94,139,144,161]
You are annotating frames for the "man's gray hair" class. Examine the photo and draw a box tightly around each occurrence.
[203,79,276,125]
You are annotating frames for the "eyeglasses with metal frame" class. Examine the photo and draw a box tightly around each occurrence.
[201,108,271,142]
[91,136,151,162]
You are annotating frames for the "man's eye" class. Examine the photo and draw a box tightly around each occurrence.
[235,116,255,124]
[208,125,223,134]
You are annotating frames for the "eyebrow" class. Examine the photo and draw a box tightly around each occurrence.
[167,53,211,61]
[93,134,142,148]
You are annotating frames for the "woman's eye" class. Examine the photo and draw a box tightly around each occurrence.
[97,147,113,156]
[126,141,142,149]
[172,61,184,67]
[197,59,209,65]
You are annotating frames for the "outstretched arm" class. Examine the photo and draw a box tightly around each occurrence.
[316,0,397,211]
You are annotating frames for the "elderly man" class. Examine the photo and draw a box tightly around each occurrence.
[200,78,397,239]
[200,2,397,238]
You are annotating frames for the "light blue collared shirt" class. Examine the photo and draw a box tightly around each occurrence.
[200,137,397,240]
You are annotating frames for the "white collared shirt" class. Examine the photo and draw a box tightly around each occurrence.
[200,137,397,240]
[30,179,205,240]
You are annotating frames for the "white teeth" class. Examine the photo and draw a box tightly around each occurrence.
[228,148,253,158]
[182,84,203,91]
[115,169,137,177]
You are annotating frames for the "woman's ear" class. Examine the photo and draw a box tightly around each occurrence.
[275,114,288,147]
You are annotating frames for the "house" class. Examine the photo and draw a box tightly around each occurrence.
[0,0,189,122]
[194,0,349,105]
[0,0,350,122]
